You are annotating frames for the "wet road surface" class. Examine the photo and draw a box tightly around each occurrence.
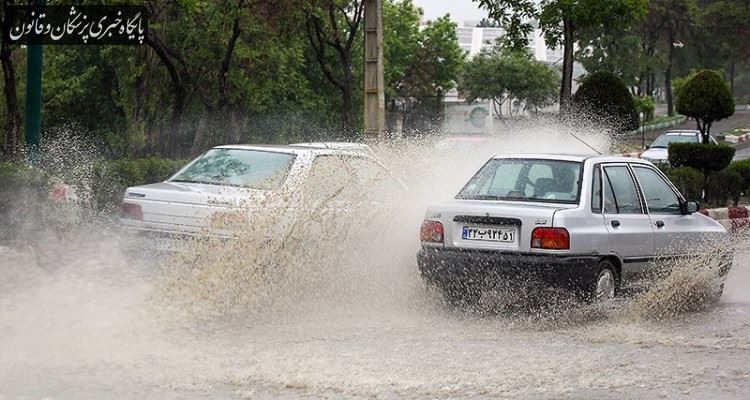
[2,231,749,400]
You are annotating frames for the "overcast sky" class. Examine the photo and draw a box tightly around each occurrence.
[412,0,488,23]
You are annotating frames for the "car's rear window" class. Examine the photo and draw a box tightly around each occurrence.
[650,133,697,148]
[457,158,582,204]
[169,149,296,190]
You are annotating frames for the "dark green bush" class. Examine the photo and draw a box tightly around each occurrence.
[665,166,704,201]
[668,142,735,173]
[573,71,639,132]
[89,157,186,213]
[707,168,744,206]
[0,163,52,241]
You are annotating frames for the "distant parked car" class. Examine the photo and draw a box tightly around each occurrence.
[417,154,731,304]
[640,130,717,164]
[120,143,394,249]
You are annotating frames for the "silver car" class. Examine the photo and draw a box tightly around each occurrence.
[640,130,718,164]
[120,143,391,247]
[417,154,731,302]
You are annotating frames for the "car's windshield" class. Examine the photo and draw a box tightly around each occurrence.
[169,149,296,190]
[650,133,698,148]
[457,158,582,203]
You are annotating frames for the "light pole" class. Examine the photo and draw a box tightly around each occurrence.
[640,112,645,150]
[24,0,46,163]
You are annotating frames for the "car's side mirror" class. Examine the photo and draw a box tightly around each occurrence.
[645,145,650,149]
[683,200,700,214]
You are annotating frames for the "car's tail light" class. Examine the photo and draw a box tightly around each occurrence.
[121,202,143,220]
[531,227,569,250]
[420,220,444,243]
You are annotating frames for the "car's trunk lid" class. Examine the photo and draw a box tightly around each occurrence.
[436,199,573,252]
[122,182,285,233]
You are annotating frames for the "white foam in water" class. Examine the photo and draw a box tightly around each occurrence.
[2,122,750,399]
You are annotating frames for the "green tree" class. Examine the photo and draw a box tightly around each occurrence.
[383,0,421,103]
[382,3,464,131]
[572,71,639,132]
[460,47,558,117]
[0,0,23,161]
[472,0,646,112]
[305,0,365,136]
[675,69,734,142]
[700,0,750,95]
[649,0,697,117]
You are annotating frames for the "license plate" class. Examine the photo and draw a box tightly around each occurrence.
[462,226,517,243]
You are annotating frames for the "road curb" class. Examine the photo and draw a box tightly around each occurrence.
[700,206,750,231]
[723,131,750,144]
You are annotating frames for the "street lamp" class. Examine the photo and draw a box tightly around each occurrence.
[640,112,645,150]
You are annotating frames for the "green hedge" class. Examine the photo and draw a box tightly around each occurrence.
[668,142,735,173]
[707,168,744,206]
[665,167,703,201]
[0,163,52,241]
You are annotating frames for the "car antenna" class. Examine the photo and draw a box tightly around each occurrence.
[568,132,603,155]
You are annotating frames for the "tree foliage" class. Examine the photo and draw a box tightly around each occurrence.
[675,69,735,141]
[459,47,558,117]
[472,0,646,110]
[572,71,639,132]
[383,1,465,131]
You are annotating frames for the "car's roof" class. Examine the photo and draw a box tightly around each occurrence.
[662,130,700,136]
[212,143,371,156]
[491,153,653,164]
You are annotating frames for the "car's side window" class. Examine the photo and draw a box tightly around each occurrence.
[603,166,643,214]
[304,155,355,203]
[591,164,602,213]
[344,156,387,187]
[632,166,682,214]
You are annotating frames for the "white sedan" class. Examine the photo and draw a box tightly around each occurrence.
[418,154,732,303]
[640,130,718,164]
[120,143,390,241]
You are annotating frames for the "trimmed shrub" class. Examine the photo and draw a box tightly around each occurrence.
[668,142,735,173]
[665,167,703,201]
[707,168,744,206]
[573,71,639,132]
[675,70,734,142]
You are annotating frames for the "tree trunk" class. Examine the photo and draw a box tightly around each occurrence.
[729,58,735,96]
[665,31,675,117]
[146,36,186,158]
[341,57,354,135]
[559,16,574,113]
[1,34,21,161]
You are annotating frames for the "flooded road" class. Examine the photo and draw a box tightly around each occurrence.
[2,131,749,399]
[1,231,749,400]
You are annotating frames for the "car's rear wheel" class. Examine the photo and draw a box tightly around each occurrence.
[585,260,618,302]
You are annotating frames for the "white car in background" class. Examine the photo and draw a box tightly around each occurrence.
[120,143,392,243]
[418,154,731,304]
[640,130,718,164]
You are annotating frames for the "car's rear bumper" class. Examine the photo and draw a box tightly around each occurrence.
[417,247,601,288]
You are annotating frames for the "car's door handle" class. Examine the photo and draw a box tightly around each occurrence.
[611,220,621,228]
[655,220,665,228]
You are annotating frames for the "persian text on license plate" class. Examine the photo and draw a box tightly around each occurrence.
[462,226,517,243]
